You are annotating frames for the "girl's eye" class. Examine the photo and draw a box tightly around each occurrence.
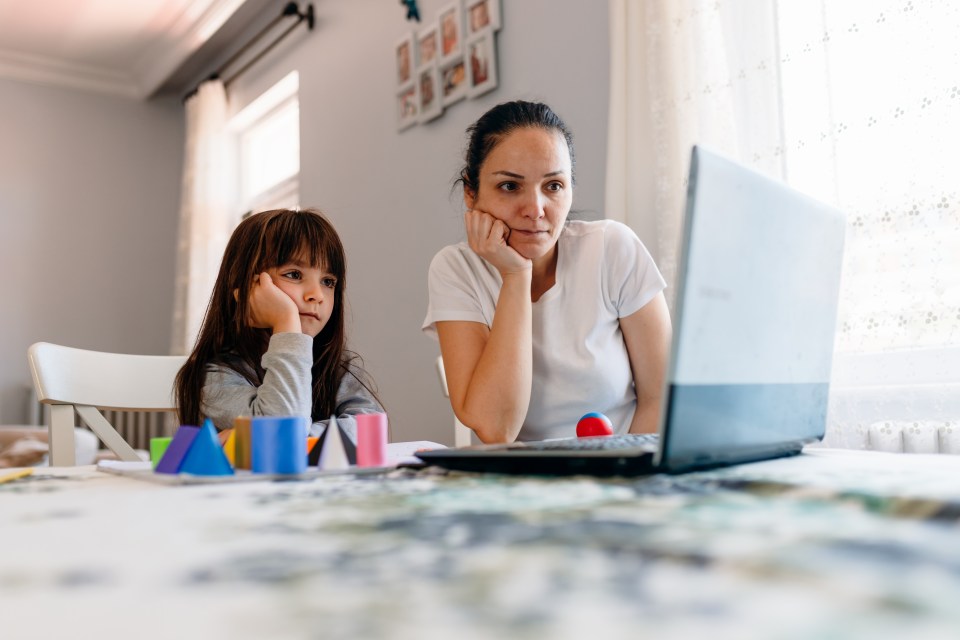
[282,270,302,280]
[322,277,337,289]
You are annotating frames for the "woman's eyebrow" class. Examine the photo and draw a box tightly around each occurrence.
[491,170,566,179]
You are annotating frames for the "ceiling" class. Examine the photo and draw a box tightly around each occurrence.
[0,0,251,99]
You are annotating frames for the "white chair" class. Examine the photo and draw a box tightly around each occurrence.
[435,356,474,448]
[27,342,186,466]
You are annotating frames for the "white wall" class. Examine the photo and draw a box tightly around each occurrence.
[0,78,183,423]
[225,0,612,444]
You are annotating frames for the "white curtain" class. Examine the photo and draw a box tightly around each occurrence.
[607,0,960,448]
[171,79,237,356]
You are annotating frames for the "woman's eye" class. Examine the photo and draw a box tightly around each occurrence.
[497,181,519,192]
[546,181,564,192]
[322,277,337,289]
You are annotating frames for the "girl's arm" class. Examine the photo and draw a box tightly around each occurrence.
[201,333,313,431]
[436,210,534,444]
[620,292,673,434]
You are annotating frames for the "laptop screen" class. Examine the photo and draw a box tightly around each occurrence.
[658,147,846,472]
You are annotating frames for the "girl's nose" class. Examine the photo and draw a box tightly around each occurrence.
[304,282,323,302]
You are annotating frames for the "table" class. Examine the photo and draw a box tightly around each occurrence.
[3,449,960,639]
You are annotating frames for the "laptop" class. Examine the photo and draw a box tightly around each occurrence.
[417,146,847,477]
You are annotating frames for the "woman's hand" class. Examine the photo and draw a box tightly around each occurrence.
[465,209,531,277]
[246,272,301,334]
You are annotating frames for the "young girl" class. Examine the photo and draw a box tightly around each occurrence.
[175,208,382,442]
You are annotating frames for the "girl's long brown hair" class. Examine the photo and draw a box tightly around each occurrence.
[175,208,377,426]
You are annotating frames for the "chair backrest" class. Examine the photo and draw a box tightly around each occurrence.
[436,355,473,448]
[27,342,187,465]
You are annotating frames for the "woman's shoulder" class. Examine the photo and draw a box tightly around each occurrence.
[562,219,640,246]
[428,241,495,278]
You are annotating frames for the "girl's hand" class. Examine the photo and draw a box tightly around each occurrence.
[247,272,301,334]
[465,209,531,277]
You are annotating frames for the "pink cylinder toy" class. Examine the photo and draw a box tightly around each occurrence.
[356,413,388,467]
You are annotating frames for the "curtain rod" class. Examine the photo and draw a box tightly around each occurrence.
[184,2,314,102]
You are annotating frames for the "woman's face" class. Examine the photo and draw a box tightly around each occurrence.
[467,127,573,263]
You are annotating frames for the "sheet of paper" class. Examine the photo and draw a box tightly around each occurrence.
[386,440,446,465]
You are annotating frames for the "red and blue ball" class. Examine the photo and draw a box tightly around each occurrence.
[576,412,614,437]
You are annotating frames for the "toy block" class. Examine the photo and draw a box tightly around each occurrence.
[223,429,237,466]
[357,413,388,467]
[179,419,234,476]
[251,416,308,474]
[317,415,350,471]
[150,436,172,469]
[155,425,200,474]
[308,417,357,466]
[233,416,252,470]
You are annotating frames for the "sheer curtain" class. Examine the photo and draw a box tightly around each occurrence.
[170,79,237,356]
[607,0,960,448]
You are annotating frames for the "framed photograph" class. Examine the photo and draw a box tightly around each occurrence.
[418,65,443,123]
[465,0,500,36]
[466,31,498,97]
[440,56,468,107]
[417,24,440,68]
[395,33,415,86]
[397,82,419,131]
[438,2,463,64]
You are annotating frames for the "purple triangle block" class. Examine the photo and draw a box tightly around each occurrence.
[155,425,200,474]
[180,419,235,476]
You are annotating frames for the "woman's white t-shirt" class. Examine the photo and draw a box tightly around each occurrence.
[422,219,666,441]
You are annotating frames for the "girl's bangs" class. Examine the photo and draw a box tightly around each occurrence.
[263,211,345,276]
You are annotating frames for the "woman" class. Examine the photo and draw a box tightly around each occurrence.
[423,101,672,443]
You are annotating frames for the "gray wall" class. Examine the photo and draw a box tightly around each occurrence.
[226,0,611,444]
[0,78,183,423]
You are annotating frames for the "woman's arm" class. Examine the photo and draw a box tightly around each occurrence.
[620,292,673,434]
[436,268,532,443]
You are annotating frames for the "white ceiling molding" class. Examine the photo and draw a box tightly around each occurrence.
[0,47,139,98]
[0,0,250,100]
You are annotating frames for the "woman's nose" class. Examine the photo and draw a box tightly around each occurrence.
[520,192,545,219]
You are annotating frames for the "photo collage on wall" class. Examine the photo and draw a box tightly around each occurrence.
[395,0,501,132]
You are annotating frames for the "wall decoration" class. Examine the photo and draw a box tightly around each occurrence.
[465,0,500,36]
[395,0,501,131]
[395,33,415,86]
[397,82,419,131]
[441,57,468,107]
[418,64,443,122]
[438,2,464,64]
[466,30,497,97]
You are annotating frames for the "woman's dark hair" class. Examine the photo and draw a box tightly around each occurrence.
[458,100,575,197]
[174,208,378,426]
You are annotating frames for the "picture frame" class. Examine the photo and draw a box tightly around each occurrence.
[440,56,468,107]
[395,33,415,86]
[466,31,498,98]
[418,65,443,123]
[417,23,440,69]
[464,0,500,36]
[397,82,419,131]
[438,2,464,65]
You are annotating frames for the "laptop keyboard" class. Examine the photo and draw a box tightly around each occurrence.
[507,433,659,451]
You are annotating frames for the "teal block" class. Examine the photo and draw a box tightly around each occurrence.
[179,419,235,476]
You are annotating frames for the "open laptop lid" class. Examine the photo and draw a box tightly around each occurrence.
[655,146,846,473]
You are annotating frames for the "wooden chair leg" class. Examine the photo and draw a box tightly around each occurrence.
[49,404,77,466]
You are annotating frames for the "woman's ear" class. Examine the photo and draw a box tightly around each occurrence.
[464,187,476,210]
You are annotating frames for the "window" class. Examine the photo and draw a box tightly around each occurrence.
[229,71,300,218]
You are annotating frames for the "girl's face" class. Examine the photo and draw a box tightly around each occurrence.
[466,127,573,264]
[265,259,338,338]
